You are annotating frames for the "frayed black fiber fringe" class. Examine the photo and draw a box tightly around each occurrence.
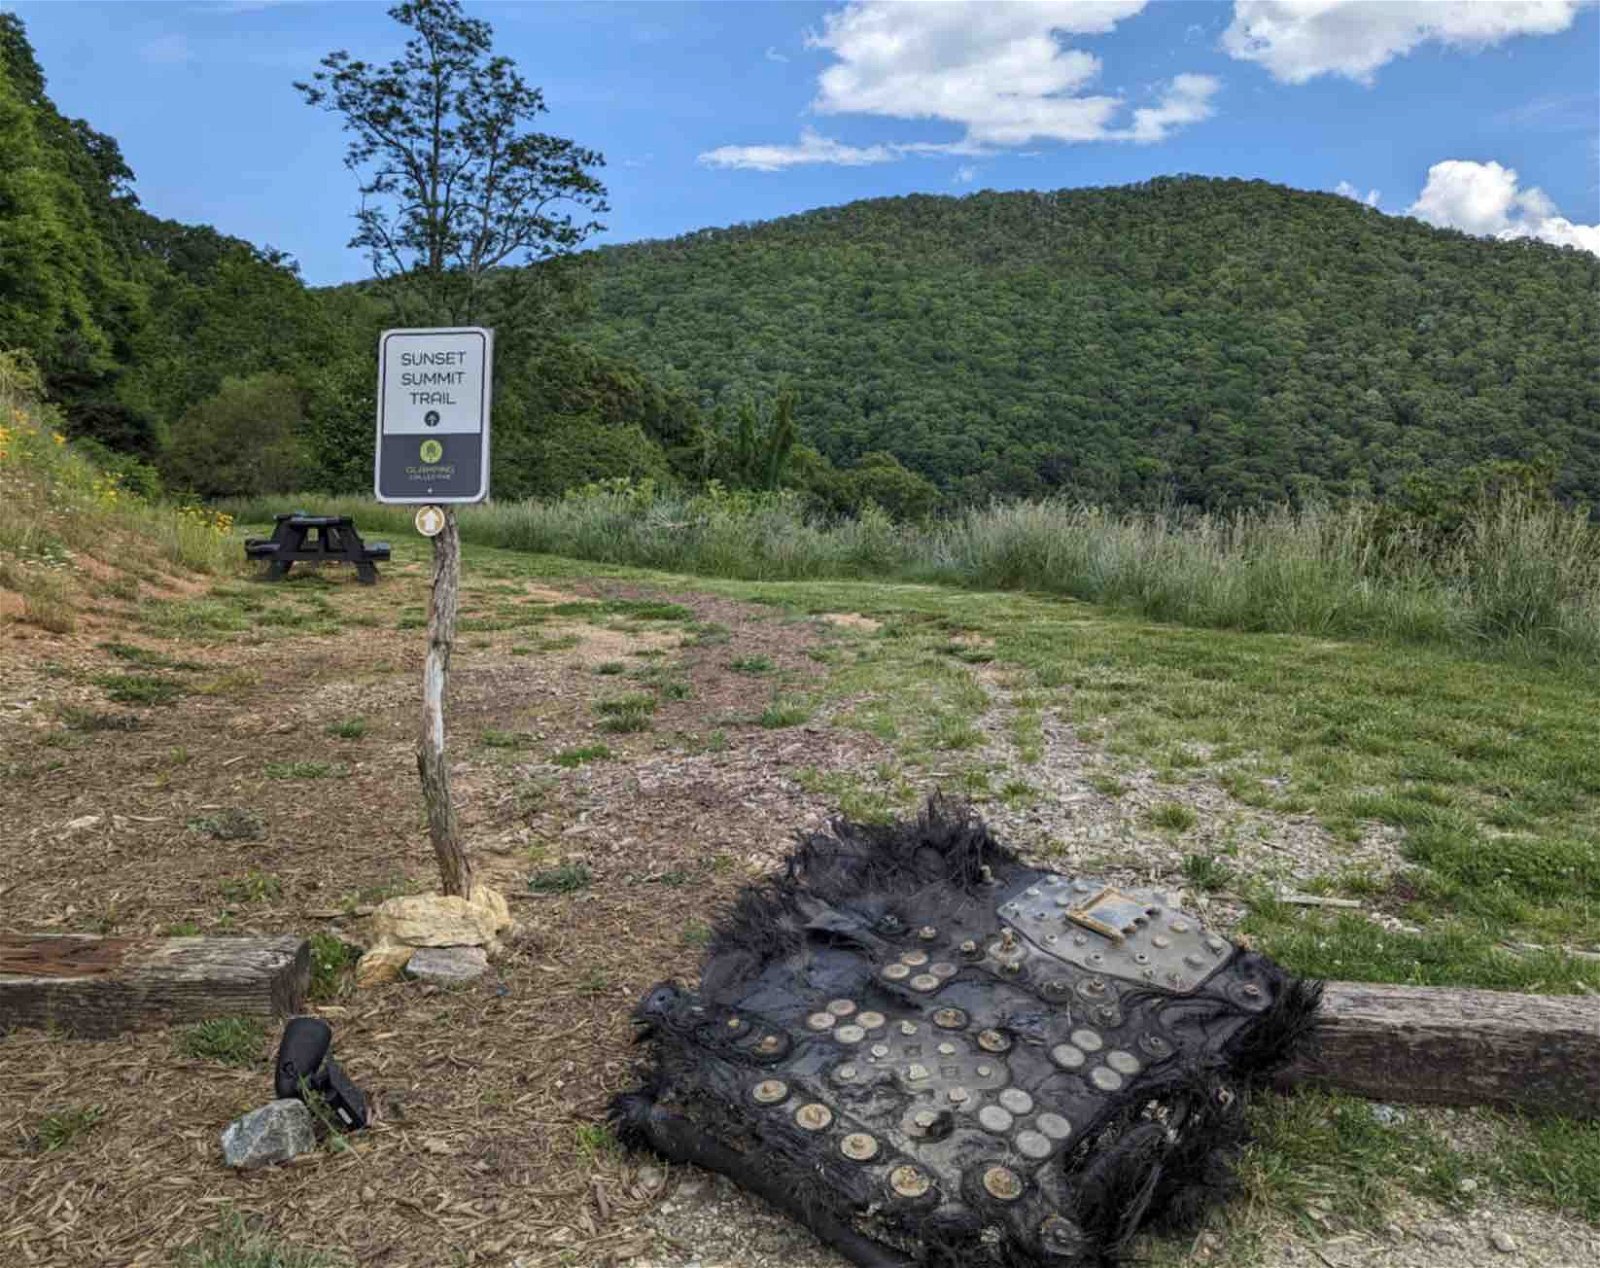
[610,797,1321,1268]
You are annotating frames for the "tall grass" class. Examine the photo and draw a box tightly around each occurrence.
[1,351,236,631]
[221,484,1600,663]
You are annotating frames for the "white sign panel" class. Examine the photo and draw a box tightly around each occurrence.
[374,327,492,503]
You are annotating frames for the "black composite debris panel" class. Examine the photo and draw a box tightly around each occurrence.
[612,799,1321,1267]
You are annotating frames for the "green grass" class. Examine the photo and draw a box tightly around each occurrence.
[552,743,612,768]
[308,932,358,1002]
[179,1214,345,1268]
[218,870,283,904]
[100,641,203,670]
[221,487,1600,663]
[188,808,264,841]
[1147,801,1198,833]
[94,672,182,705]
[527,862,591,894]
[595,693,656,733]
[177,1018,265,1066]
[325,717,366,740]
[33,1104,105,1152]
[759,697,812,728]
[58,705,146,732]
[730,655,774,674]
[263,760,344,780]
[479,728,534,749]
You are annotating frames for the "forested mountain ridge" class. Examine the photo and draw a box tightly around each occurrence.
[575,180,1600,507]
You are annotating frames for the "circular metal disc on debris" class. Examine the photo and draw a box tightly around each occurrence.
[857,1010,886,1031]
[932,1007,968,1030]
[752,1079,790,1105]
[890,1165,933,1199]
[835,1024,866,1045]
[977,1029,1012,1053]
[978,1105,1014,1134]
[909,973,941,992]
[1016,1130,1053,1160]
[930,961,959,980]
[982,1166,1025,1202]
[1070,1028,1104,1052]
[901,950,930,967]
[882,963,912,982]
[807,1012,838,1031]
[795,1103,834,1132]
[840,1132,880,1161]
[827,998,858,1018]
[1106,1049,1141,1075]
[1050,1043,1086,1069]
[1089,1066,1124,1092]
[1037,1112,1073,1141]
[998,1087,1034,1115]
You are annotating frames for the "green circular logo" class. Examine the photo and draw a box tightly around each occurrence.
[419,439,443,464]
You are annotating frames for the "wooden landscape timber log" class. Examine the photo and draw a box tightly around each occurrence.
[0,935,309,1037]
[1286,980,1600,1117]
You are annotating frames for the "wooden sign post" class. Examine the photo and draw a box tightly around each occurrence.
[374,327,493,897]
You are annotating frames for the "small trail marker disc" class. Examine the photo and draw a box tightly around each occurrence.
[415,505,446,537]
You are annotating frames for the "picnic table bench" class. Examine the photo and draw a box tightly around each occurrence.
[245,512,391,584]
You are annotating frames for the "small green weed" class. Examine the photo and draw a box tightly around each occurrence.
[94,673,182,706]
[59,706,146,732]
[263,760,343,780]
[100,642,202,670]
[178,1213,345,1268]
[730,655,774,674]
[178,1017,265,1066]
[308,932,358,1001]
[189,808,264,842]
[528,862,591,893]
[1146,801,1198,832]
[325,718,366,740]
[593,660,627,676]
[218,870,282,904]
[682,921,713,947]
[480,729,534,749]
[553,743,611,768]
[595,694,656,733]
[760,698,812,728]
[1183,853,1234,892]
[33,1105,105,1152]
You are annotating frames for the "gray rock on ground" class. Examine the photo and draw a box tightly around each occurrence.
[221,1098,315,1170]
[405,944,489,985]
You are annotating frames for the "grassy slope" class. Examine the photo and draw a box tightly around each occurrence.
[9,521,1595,1263]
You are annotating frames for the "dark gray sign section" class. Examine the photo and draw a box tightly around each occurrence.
[376,433,485,503]
[374,327,492,504]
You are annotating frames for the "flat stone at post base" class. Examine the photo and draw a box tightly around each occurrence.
[405,945,489,985]
[221,1099,315,1170]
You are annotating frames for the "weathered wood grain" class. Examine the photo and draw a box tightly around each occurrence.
[418,507,474,897]
[1287,980,1600,1117]
[0,935,309,1037]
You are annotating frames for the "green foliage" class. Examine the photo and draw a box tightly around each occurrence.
[308,932,357,1001]
[527,861,591,893]
[164,373,309,497]
[179,1213,345,1268]
[94,672,182,705]
[552,743,611,767]
[33,1104,105,1152]
[178,1017,265,1066]
[577,180,1600,508]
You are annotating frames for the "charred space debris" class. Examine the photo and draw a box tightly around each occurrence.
[613,799,1321,1267]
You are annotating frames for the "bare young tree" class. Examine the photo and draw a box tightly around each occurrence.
[297,0,607,326]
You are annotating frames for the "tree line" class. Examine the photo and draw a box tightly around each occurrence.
[3,9,1595,519]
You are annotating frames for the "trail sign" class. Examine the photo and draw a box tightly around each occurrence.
[414,505,446,537]
[374,327,492,503]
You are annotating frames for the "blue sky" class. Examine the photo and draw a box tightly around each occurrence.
[10,1,1598,284]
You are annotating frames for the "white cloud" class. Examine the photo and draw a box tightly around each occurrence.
[1335,179,1381,207]
[953,165,977,184]
[1127,73,1221,143]
[698,128,898,172]
[1408,159,1599,255]
[765,46,790,63]
[1222,1,1582,85]
[704,2,1219,170]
